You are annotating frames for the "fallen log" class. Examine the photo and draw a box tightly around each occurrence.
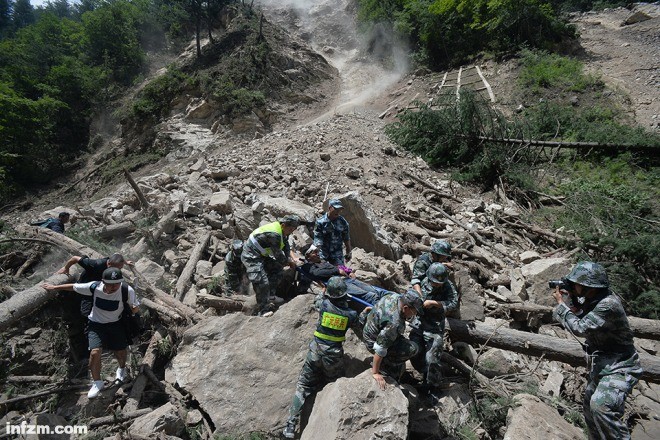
[196,292,245,312]
[124,169,151,212]
[498,303,660,341]
[124,326,167,413]
[446,318,660,383]
[7,375,54,384]
[0,384,88,406]
[176,231,212,301]
[92,222,136,240]
[89,408,152,428]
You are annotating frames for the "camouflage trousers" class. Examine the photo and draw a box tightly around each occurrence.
[365,336,419,379]
[584,372,639,440]
[410,326,444,387]
[241,253,283,309]
[223,263,245,296]
[288,340,344,425]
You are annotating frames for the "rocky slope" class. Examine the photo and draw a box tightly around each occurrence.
[0,2,659,440]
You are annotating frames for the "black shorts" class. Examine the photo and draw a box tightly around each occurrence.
[88,320,127,351]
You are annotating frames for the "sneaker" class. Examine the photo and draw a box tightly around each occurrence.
[116,367,127,382]
[87,380,105,399]
[282,421,296,439]
[269,295,285,305]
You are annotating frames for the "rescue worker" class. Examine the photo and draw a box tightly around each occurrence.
[223,239,246,296]
[313,199,351,265]
[241,215,301,315]
[282,277,361,439]
[362,290,423,390]
[552,262,642,440]
[410,263,458,397]
[411,240,453,295]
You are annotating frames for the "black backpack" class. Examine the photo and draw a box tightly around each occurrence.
[87,282,143,344]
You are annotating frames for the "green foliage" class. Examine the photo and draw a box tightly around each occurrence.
[519,49,602,92]
[130,67,190,120]
[214,433,267,440]
[470,394,517,437]
[356,0,575,68]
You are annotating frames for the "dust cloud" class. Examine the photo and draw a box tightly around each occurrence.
[256,0,409,116]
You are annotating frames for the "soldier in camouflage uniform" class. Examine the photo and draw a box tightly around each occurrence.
[223,240,245,296]
[313,199,352,265]
[552,261,642,440]
[410,263,459,393]
[411,240,453,295]
[362,290,423,390]
[283,277,361,439]
[241,216,301,315]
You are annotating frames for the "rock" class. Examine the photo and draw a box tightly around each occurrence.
[209,190,233,214]
[540,371,564,398]
[135,258,166,286]
[631,382,660,440]
[319,152,331,161]
[623,10,652,25]
[231,111,265,134]
[398,221,427,238]
[453,269,485,321]
[166,295,371,434]
[433,383,472,433]
[23,414,70,439]
[350,248,380,273]
[301,370,409,440]
[345,167,361,179]
[185,99,214,120]
[452,342,478,365]
[129,402,185,437]
[195,260,213,280]
[24,327,41,338]
[503,394,583,439]
[231,202,259,238]
[520,250,540,264]
[254,194,316,224]
[509,268,528,300]
[521,258,571,306]
[477,348,523,377]
[333,192,402,260]
[183,199,203,216]
[354,270,380,286]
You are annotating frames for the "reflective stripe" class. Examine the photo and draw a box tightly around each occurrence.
[314,331,346,342]
[249,221,284,256]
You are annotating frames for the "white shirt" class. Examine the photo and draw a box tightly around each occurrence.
[73,282,140,324]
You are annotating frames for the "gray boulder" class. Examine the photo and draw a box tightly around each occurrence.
[503,394,583,439]
[129,402,185,437]
[301,370,409,440]
[520,258,571,306]
[255,194,316,224]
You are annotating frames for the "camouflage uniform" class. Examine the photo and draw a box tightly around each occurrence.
[241,222,291,311]
[553,262,642,440]
[362,293,420,378]
[286,278,359,435]
[410,275,459,386]
[223,241,245,296]
[313,213,350,266]
[411,252,434,287]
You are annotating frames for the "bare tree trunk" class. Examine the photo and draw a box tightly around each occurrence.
[175,232,212,301]
[124,169,150,212]
[196,292,244,312]
[446,318,660,383]
[124,327,167,412]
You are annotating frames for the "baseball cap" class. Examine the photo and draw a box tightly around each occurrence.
[102,267,124,284]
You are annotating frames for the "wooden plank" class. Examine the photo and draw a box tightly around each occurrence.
[456,66,463,101]
[475,65,496,102]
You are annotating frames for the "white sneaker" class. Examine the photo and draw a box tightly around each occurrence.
[88,380,104,399]
[269,295,285,304]
[116,367,127,382]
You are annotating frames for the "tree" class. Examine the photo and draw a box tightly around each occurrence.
[11,0,34,31]
[43,0,72,19]
[0,0,12,38]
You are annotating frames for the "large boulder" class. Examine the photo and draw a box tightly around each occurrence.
[166,295,371,435]
[208,190,233,214]
[520,258,571,306]
[254,194,316,224]
[503,394,583,440]
[129,402,185,437]
[333,192,402,260]
[301,370,410,440]
[453,269,485,321]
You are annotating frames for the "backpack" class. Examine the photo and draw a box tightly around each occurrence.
[87,282,143,344]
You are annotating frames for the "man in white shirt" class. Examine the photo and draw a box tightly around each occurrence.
[43,267,140,398]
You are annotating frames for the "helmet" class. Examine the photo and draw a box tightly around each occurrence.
[427,262,448,284]
[279,215,301,227]
[401,290,424,315]
[231,239,244,252]
[566,261,609,289]
[102,267,123,284]
[325,276,348,299]
[431,240,452,257]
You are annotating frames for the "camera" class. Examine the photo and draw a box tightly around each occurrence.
[548,278,570,290]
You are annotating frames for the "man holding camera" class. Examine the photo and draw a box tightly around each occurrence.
[551,261,642,440]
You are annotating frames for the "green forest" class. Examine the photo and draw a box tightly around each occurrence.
[0,0,657,316]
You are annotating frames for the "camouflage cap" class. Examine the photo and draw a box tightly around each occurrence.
[279,215,301,227]
[325,276,348,299]
[431,240,452,256]
[566,261,609,289]
[427,262,448,284]
[102,267,123,284]
[231,239,244,251]
[328,199,344,209]
[401,290,424,316]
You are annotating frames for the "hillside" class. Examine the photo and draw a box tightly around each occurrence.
[0,2,658,440]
